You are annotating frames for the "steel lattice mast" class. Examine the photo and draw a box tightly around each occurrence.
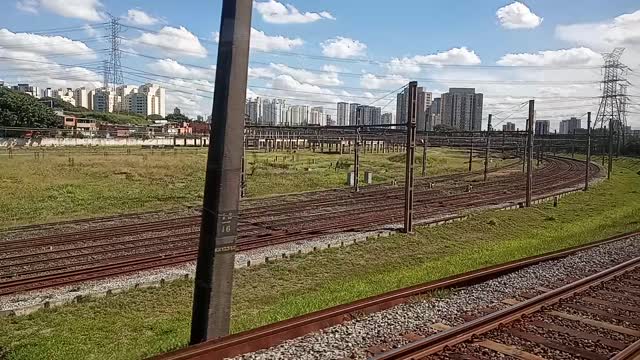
[105,14,123,91]
[595,48,628,131]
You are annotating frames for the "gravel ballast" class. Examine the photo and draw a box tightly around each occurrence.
[234,235,640,360]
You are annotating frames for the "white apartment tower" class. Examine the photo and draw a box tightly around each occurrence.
[73,87,90,109]
[130,84,166,117]
[337,102,348,126]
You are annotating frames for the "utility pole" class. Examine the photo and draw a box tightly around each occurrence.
[190,0,252,345]
[421,122,428,177]
[354,128,360,192]
[403,81,418,234]
[484,131,491,181]
[571,129,575,159]
[468,132,474,172]
[608,117,614,179]
[585,112,591,191]
[240,133,246,198]
[525,100,535,207]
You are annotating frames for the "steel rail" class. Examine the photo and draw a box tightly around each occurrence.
[148,231,640,360]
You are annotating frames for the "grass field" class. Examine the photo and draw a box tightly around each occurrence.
[0,146,506,229]
[0,158,638,360]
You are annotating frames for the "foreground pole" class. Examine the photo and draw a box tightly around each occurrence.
[403,81,418,234]
[484,131,491,181]
[190,0,252,344]
[585,112,591,191]
[354,128,360,192]
[421,121,428,176]
[525,100,535,207]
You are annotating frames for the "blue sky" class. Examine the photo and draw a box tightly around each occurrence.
[1,0,639,129]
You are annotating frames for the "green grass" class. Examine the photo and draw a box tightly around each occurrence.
[0,159,638,360]
[0,147,506,229]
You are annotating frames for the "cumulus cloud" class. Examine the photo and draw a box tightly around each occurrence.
[387,47,482,74]
[496,2,543,29]
[268,63,342,86]
[16,0,38,13]
[132,26,207,58]
[0,28,97,59]
[213,28,304,52]
[254,0,335,24]
[497,47,602,66]
[556,9,640,52]
[359,73,409,90]
[17,0,105,21]
[123,9,161,26]
[147,59,215,80]
[321,37,367,59]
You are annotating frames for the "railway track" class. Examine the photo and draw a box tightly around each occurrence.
[0,157,599,296]
[373,255,640,360]
[148,232,640,360]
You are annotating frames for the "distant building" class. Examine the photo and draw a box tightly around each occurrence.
[43,88,53,98]
[382,112,393,125]
[53,88,76,106]
[326,114,335,126]
[349,103,360,126]
[356,105,382,125]
[73,87,90,109]
[115,85,138,112]
[396,87,432,129]
[535,120,550,135]
[503,122,516,132]
[286,105,309,125]
[174,107,181,115]
[93,88,115,113]
[12,83,40,98]
[440,88,483,131]
[336,102,348,126]
[310,106,324,125]
[130,84,166,117]
[428,98,442,129]
[559,117,582,134]
[262,98,286,125]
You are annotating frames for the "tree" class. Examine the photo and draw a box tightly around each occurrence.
[0,87,58,128]
[165,113,190,122]
[40,97,88,112]
[147,114,164,121]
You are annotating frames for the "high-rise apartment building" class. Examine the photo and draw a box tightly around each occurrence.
[349,103,360,126]
[355,105,382,126]
[382,112,393,125]
[261,98,286,125]
[130,84,165,117]
[337,102,348,126]
[286,105,309,125]
[396,87,432,129]
[12,83,41,98]
[503,122,516,132]
[559,117,582,134]
[440,88,483,131]
[310,106,324,125]
[115,85,138,112]
[93,88,115,113]
[73,87,90,109]
[535,120,550,135]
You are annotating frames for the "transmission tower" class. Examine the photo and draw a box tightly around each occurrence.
[105,14,123,91]
[595,48,628,131]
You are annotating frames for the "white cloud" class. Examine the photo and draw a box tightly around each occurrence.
[321,37,367,59]
[213,28,304,52]
[497,47,602,66]
[17,0,105,21]
[147,59,215,80]
[249,66,276,79]
[360,73,409,90]
[556,9,640,52]
[387,47,482,74]
[16,0,38,14]
[496,2,543,29]
[254,0,335,24]
[270,63,342,86]
[83,24,98,38]
[0,28,97,59]
[132,26,207,58]
[123,9,161,26]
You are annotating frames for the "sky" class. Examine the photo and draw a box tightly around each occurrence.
[0,0,639,131]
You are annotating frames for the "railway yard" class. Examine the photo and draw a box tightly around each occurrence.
[0,141,639,360]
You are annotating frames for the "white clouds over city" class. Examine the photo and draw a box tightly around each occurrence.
[496,2,543,29]
[254,0,335,24]
[321,37,367,59]
[16,0,105,21]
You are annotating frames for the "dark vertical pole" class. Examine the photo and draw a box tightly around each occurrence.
[468,132,474,172]
[240,133,246,198]
[525,100,534,207]
[585,112,591,191]
[522,127,527,173]
[190,0,252,345]
[354,128,360,192]
[502,131,505,156]
[403,81,418,234]
[607,117,613,180]
[571,129,575,159]
[421,121,428,177]
[484,131,490,181]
